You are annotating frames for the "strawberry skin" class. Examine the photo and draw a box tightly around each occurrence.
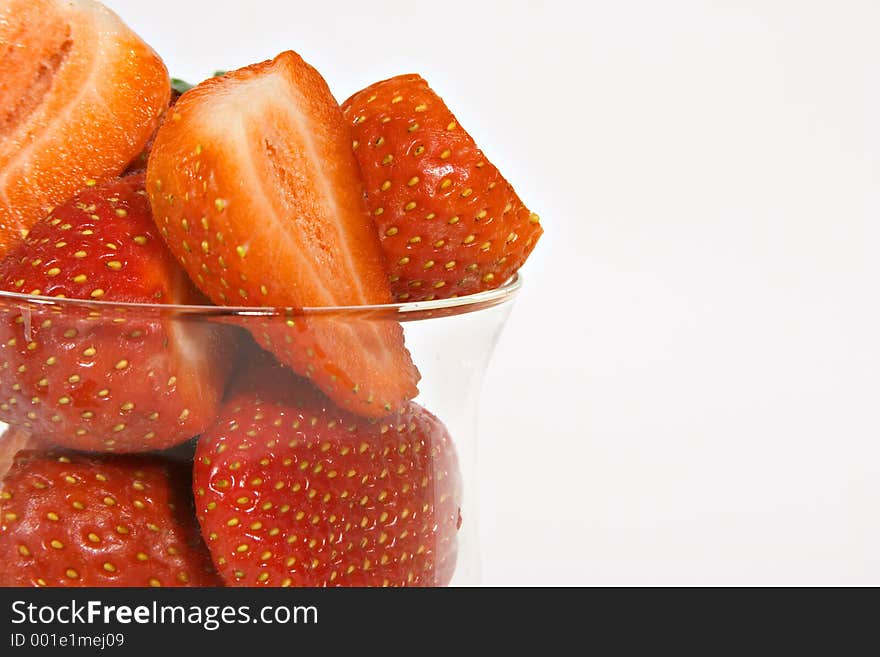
[0,449,222,587]
[146,51,419,419]
[193,356,461,587]
[0,174,234,452]
[342,75,543,301]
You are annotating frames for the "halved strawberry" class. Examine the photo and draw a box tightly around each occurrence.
[146,51,418,419]
[0,0,171,256]
[342,75,543,301]
[0,174,235,452]
[0,449,222,587]
[193,354,461,587]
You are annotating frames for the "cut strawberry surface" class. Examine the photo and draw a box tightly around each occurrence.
[193,355,461,587]
[0,449,222,587]
[0,174,235,452]
[0,0,171,257]
[342,74,543,301]
[147,50,418,419]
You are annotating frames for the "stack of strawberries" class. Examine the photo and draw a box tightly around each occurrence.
[0,0,542,587]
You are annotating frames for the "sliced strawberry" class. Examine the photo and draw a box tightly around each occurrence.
[146,51,418,419]
[193,355,461,587]
[0,0,171,256]
[0,449,222,587]
[342,75,543,301]
[0,174,235,452]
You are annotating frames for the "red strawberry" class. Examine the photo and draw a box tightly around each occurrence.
[342,75,543,301]
[0,449,222,587]
[193,355,461,587]
[146,51,419,419]
[0,174,235,452]
[0,0,171,257]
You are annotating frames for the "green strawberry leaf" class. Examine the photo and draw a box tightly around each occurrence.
[171,71,226,96]
[171,78,194,95]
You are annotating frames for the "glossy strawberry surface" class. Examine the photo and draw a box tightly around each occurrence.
[0,449,222,587]
[193,356,461,587]
[0,174,234,452]
[343,74,542,301]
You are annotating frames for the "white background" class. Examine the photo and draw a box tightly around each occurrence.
[107,0,880,585]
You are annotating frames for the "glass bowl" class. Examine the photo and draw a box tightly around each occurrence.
[0,274,522,587]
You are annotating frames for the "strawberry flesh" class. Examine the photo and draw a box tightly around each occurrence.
[193,355,461,587]
[0,174,235,452]
[342,74,543,301]
[0,449,222,587]
[146,51,419,419]
[0,0,171,257]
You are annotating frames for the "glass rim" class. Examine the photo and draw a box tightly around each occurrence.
[0,273,522,320]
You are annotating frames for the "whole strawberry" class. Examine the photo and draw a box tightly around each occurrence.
[0,173,234,452]
[193,355,462,587]
[342,74,543,301]
[0,449,222,587]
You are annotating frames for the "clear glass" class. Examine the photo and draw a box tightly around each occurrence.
[0,275,521,587]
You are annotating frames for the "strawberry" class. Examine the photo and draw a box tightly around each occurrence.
[0,174,235,452]
[342,75,543,301]
[146,51,419,419]
[193,355,461,587]
[0,449,222,587]
[0,0,170,257]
